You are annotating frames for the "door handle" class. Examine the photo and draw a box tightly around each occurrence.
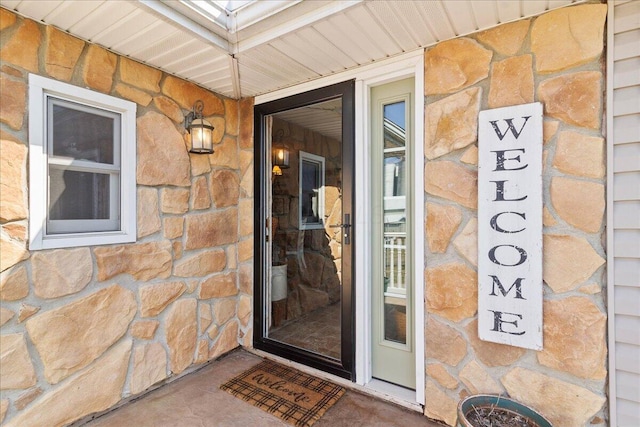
[329,214,351,245]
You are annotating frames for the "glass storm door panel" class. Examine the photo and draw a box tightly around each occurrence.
[254,81,355,380]
[267,104,342,359]
[371,78,415,389]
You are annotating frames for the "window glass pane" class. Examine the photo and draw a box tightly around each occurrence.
[49,168,114,221]
[383,101,407,233]
[51,101,115,164]
[384,152,406,199]
[268,97,342,361]
[301,160,321,224]
[382,100,407,344]
[383,101,405,149]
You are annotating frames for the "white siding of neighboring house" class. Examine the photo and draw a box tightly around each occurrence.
[608,1,640,425]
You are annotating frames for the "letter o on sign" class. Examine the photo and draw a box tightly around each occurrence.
[488,244,528,267]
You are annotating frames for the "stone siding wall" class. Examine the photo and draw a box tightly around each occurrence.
[0,3,614,426]
[0,9,254,426]
[423,3,608,426]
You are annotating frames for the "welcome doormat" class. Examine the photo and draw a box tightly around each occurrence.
[220,360,346,427]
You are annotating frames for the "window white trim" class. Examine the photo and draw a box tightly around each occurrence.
[299,151,325,230]
[28,74,137,250]
[356,58,425,407]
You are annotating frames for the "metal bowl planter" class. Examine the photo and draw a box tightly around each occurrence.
[457,394,553,427]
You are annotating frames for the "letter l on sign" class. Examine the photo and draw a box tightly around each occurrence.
[477,102,543,351]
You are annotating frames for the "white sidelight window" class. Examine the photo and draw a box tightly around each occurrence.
[28,74,137,250]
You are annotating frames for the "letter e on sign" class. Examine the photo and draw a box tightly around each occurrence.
[477,103,543,351]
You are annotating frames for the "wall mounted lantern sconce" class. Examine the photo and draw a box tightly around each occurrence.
[272,129,289,175]
[185,100,214,154]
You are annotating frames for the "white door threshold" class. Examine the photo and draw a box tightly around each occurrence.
[363,378,420,411]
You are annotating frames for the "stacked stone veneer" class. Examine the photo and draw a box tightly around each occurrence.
[423,3,608,426]
[270,117,342,322]
[0,3,613,427]
[0,9,254,426]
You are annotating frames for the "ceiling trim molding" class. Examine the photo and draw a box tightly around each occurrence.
[232,0,304,32]
[137,0,230,53]
[235,0,363,54]
[229,55,241,99]
[177,0,229,30]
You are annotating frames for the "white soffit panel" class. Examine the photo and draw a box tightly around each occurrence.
[234,1,361,50]
[172,47,226,76]
[143,38,207,68]
[343,6,401,57]
[238,47,320,95]
[442,1,477,37]
[522,2,550,17]
[2,0,583,98]
[470,1,500,29]
[409,1,456,42]
[114,21,179,57]
[244,44,320,80]
[2,0,60,19]
[496,0,522,23]
[328,12,388,60]
[361,2,418,49]
[179,52,234,87]
[270,34,336,75]
[311,16,372,65]
[296,27,358,70]
[39,0,104,29]
[69,2,139,40]
[91,9,160,49]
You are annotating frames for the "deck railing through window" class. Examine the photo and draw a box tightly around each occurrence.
[384,232,406,297]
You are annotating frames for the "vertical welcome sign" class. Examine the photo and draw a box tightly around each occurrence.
[478,102,543,350]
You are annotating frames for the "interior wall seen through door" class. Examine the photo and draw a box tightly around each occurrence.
[268,116,343,359]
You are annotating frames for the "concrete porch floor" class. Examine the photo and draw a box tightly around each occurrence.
[82,349,444,427]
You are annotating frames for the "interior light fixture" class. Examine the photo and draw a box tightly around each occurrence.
[185,100,214,154]
[273,147,290,168]
[272,129,289,174]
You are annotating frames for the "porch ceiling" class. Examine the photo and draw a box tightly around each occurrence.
[3,0,583,100]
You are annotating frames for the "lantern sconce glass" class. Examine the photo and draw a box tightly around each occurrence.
[185,100,214,154]
[272,129,289,175]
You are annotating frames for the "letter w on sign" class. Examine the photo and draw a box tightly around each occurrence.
[489,116,531,141]
[477,102,543,351]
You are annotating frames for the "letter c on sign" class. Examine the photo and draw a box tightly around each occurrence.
[488,245,528,266]
[490,211,526,233]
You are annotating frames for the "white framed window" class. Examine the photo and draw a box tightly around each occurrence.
[28,74,137,250]
[299,151,325,230]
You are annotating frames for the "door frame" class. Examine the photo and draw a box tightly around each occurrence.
[253,80,356,380]
[254,50,425,404]
[370,78,417,390]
